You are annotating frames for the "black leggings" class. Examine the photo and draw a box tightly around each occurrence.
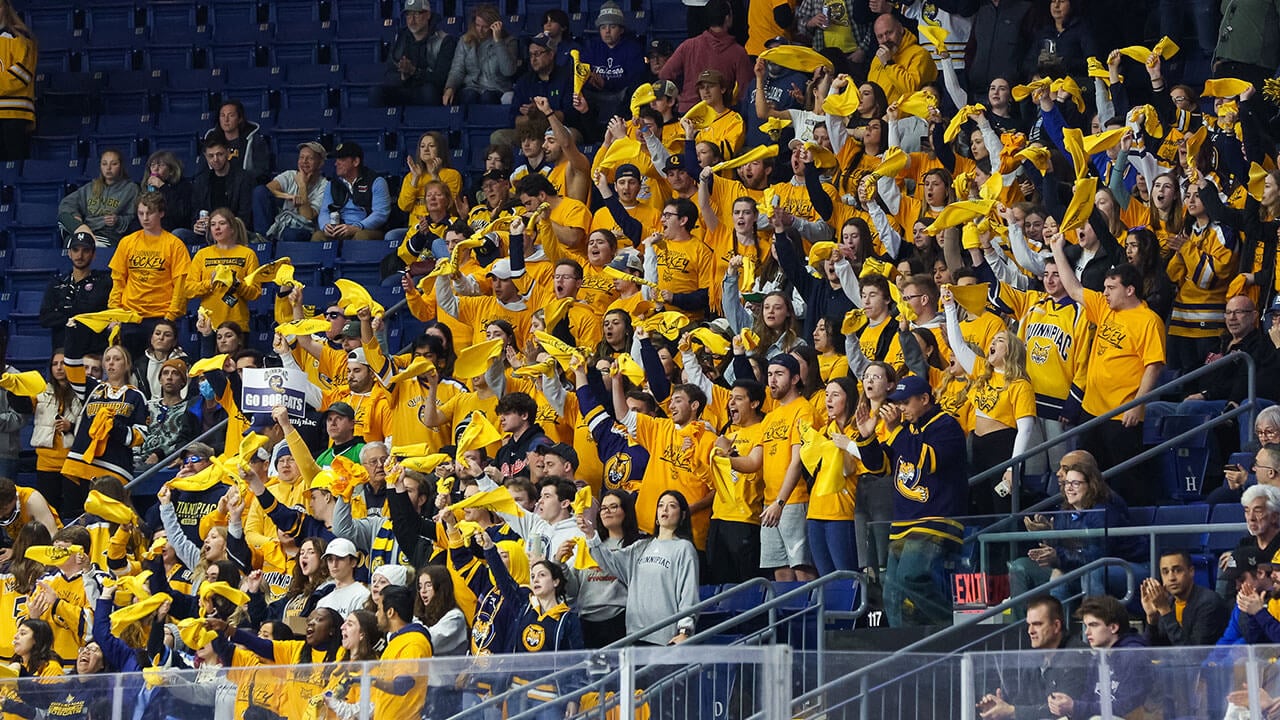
[970,426,1019,517]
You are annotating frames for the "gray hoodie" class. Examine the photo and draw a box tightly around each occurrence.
[445,36,519,95]
[57,179,141,245]
[589,535,699,645]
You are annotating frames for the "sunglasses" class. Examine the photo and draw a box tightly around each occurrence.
[183,455,206,465]
[324,311,344,319]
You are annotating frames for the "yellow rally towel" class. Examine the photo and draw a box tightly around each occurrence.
[246,257,293,286]
[1116,36,1179,64]
[804,141,838,170]
[401,453,452,474]
[709,144,778,174]
[688,327,730,356]
[199,581,249,608]
[1016,146,1051,175]
[453,338,505,379]
[534,330,584,370]
[571,486,592,515]
[1202,77,1254,99]
[759,116,792,137]
[105,571,152,602]
[456,411,502,462]
[595,137,645,173]
[276,318,332,337]
[1248,162,1268,201]
[166,464,228,493]
[821,79,859,116]
[800,424,846,497]
[614,353,646,385]
[1061,127,1088,180]
[860,257,895,279]
[1087,57,1117,84]
[110,592,171,635]
[1082,127,1127,155]
[897,89,936,120]
[630,84,656,119]
[947,283,990,317]
[25,544,84,566]
[512,360,556,379]
[449,486,523,517]
[871,146,908,180]
[82,408,117,465]
[177,618,218,650]
[335,279,386,318]
[708,446,746,512]
[943,104,986,143]
[544,297,575,332]
[387,357,436,386]
[681,100,717,129]
[1050,76,1085,114]
[211,265,237,288]
[602,264,660,290]
[807,241,837,271]
[841,308,868,335]
[1060,177,1099,235]
[642,312,690,340]
[889,281,917,322]
[926,200,994,234]
[391,442,430,458]
[72,309,141,333]
[570,49,590,95]
[0,371,46,398]
[85,490,136,526]
[436,475,455,496]
[1011,78,1051,103]
[759,45,833,73]
[573,536,599,570]
[917,25,948,54]
[187,354,228,377]
[326,456,369,502]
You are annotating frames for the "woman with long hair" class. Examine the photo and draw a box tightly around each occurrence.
[416,564,468,718]
[809,376,867,575]
[706,196,776,314]
[31,351,83,517]
[593,308,633,363]
[60,339,149,507]
[1124,226,1174,321]
[854,361,897,574]
[13,618,60,678]
[186,207,262,330]
[141,150,194,232]
[1167,180,1237,372]
[750,291,805,360]
[57,148,140,246]
[838,217,873,277]
[158,483,232,595]
[583,489,698,646]
[504,558,584,720]
[219,606,347,720]
[443,4,518,105]
[561,489,643,648]
[277,537,331,622]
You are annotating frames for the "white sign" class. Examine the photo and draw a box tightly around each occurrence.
[241,367,308,418]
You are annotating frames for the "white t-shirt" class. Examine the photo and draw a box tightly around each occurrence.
[317,581,371,616]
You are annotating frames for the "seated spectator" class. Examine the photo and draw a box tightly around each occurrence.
[38,230,111,352]
[260,141,329,242]
[580,3,646,120]
[510,35,576,129]
[867,13,938,100]
[443,4,518,105]
[141,150,195,234]
[203,100,269,180]
[644,39,674,83]
[391,132,465,243]
[1142,549,1230,646]
[1218,485,1280,596]
[373,0,457,107]
[56,149,139,247]
[1046,596,1150,719]
[313,142,391,241]
[976,595,1085,720]
[659,0,754,111]
[130,319,186,400]
[188,138,255,243]
[538,8,581,67]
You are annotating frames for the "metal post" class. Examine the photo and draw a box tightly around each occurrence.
[761,645,792,720]
[111,673,123,720]
[620,647,635,720]
[1098,650,1113,719]
[1247,645,1262,720]
[359,662,373,720]
[960,655,975,720]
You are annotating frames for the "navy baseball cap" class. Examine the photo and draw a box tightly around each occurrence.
[887,375,932,403]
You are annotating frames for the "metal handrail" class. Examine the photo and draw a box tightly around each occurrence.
[783,557,1139,720]
[967,351,1258,527]
[124,417,230,490]
[456,578,774,719]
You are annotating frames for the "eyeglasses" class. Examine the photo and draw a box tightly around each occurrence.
[599,504,623,512]
[660,211,678,218]
[552,274,580,281]
[324,311,344,319]
[1061,479,1087,488]
[1259,427,1280,439]
[901,293,925,301]
[183,455,206,465]
[1257,464,1279,474]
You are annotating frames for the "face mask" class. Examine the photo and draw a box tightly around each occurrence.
[198,379,215,401]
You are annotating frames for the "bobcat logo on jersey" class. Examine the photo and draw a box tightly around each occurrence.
[895,459,930,503]
[1029,339,1051,366]
[522,624,546,651]
[603,453,633,492]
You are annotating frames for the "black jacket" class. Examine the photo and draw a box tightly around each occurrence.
[989,634,1088,720]
[496,424,552,481]
[143,177,195,231]
[1200,328,1280,404]
[967,0,1032,98]
[1145,583,1230,647]
[38,269,112,351]
[386,26,458,91]
[190,166,255,228]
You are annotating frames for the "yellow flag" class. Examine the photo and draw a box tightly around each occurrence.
[188,354,228,377]
[947,283,990,316]
[760,45,834,73]
[570,49,590,95]
[1059,177,1099,235]
[709,144,778,174]
[571,486,592,516]
[0,371,46,398]
[85,490,136,526]
[615,353,646,385]
[689,327,730,356]
[573,536,599,570]
[453,338,505,379]
[448,486,523,517]
[456,411,502,460]
[110,592,171,635]
[1202,77,1253,99]
[72,309,141,333]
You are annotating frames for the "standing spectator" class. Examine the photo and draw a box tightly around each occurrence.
[260,141,329,242]
[202,100,269,180]
[1213,0,1280,89]
[56,149,140,247]
[1024,0,1096,79]
[968,0,1032,101]
[313,143,391,241]
[745,0,796,56]
[109,193,192,360]
[580,3,647,121]
[660,0,755,111]
[868,13,938,100]
[189,138,256,242]
[644,39,675,82]
[130,320,185,400]
[38,230,112,352]
[185,208,262,330]
[855,374,968,627]
[443,5,518,105]
[0,1,35,161]
[0,362,28,480]
[1046,596,1151,719]
[141,151,195,234]
[374,0,458,107]
[1142,549,1230,646]
[31,351,83,517]
[135,358,195,471]
[539,9,582,67]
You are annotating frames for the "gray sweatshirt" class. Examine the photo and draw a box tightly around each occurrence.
[57,179,140,245]
[445,36,519,95]
[565,535,627,623]
[588,535,699,645]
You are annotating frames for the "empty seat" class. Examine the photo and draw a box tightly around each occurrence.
[97,114,154,136]
[29,137,86,164]
[145,44,206,71]
[147,0,200,28]
[276,240,336,270]
[1152,504,1211,553]
[99,90,155,116]
[402,105,462,130]
[165,67,227,91]
[271,41,320,66]
[20,160,79,183]
[81,47,135,72]
[287,64,342,86]
[6,335,52,369]
[208,43,260,69]
[332,38,384,65]
[1208,502,1246,553]
[14,180,70,206]
[343,63,385,84]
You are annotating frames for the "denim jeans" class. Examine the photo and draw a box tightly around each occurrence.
[806,519,858,576]
[885,534,954,627]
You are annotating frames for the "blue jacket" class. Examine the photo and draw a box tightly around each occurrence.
[1074,633,1151,718]
[510,64,575,123]
[580,35,647,93]
[1053,491,1145,570]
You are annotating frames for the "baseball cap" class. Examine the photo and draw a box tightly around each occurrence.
[609,249,642,273]
[887,375,933,403]
[324,401,357,420]
[67,230,95,250]
[764,36,788,49]
[595,1,625,27]
[768,354,800,376]
[347,348,371,367]
[529,33,552,49]
[403,0,429,11]
[697,69,726,88]
[296,141,326,157]
[487,257,516,280]
[648,39,674,58]
[480,169,509,186]
[540,442,580,470]
[323,537,360,559]
[1223,545,1263,583]
[340,319,362,338]
[329,142,364,160]
[663,153,686,174]
[652,80,678,99]
[615,163,641,181]
[246,413,274,434]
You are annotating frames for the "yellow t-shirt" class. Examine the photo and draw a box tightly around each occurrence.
[746,0,795,55]
[967,357,1036,429]
[109,229,191,319]
[713,422,765,524]
[758,396,815,505]
[654,237,717,320]
[632,415,716,549]
[807,420,863,521]
[187,243,262,328]
[580,263,621,314]
[1081,289,1166,420]
[699,108,746,159]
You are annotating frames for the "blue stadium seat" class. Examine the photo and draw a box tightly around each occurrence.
[361,148,403,175]
[8,291,47,334]
[339,238,398,264]
[270,1,330,36]
[29,137,86,164]
[207,0,262,27]
[272,41,321,66]
[339,84,378,109]
[20,160,80,184]
[148,0,201,29]
[82,47,135,72]
[464,104,512,130]
[208,43,260,69]
[1128,505,1156,527]
[1208,502,1246,554]
[342,106,401,129]
[159,88,220,117]
[1153,504,1210,553]
[276,240,336,271]
[337,16,395,40]
[279,85,336,110]
[275,107,338,132]
[287,64,342,86]
[97,114,155,137]
[343,63,385,85]
[402,105,462,131]
[154,112,210,136]
[145,133,201,161]
[99,90,155,116]
[165,67,227,92]
[146,44,207,72]
[90,247,114,272]
[106,69,167,93]
[8,246,63,291]
[25,10,84,51]
[332,38,385,65]
[90,25,147,49]
[333,0,392,25]
[14,180,70,206]
[5,335,51,371]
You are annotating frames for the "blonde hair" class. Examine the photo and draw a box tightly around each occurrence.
[209,207,249,246]
[462,4,503,46]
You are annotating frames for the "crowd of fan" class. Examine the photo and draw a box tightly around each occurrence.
[3,0,1280,716]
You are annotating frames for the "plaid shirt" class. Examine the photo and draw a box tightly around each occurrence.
[795,0,873,54]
